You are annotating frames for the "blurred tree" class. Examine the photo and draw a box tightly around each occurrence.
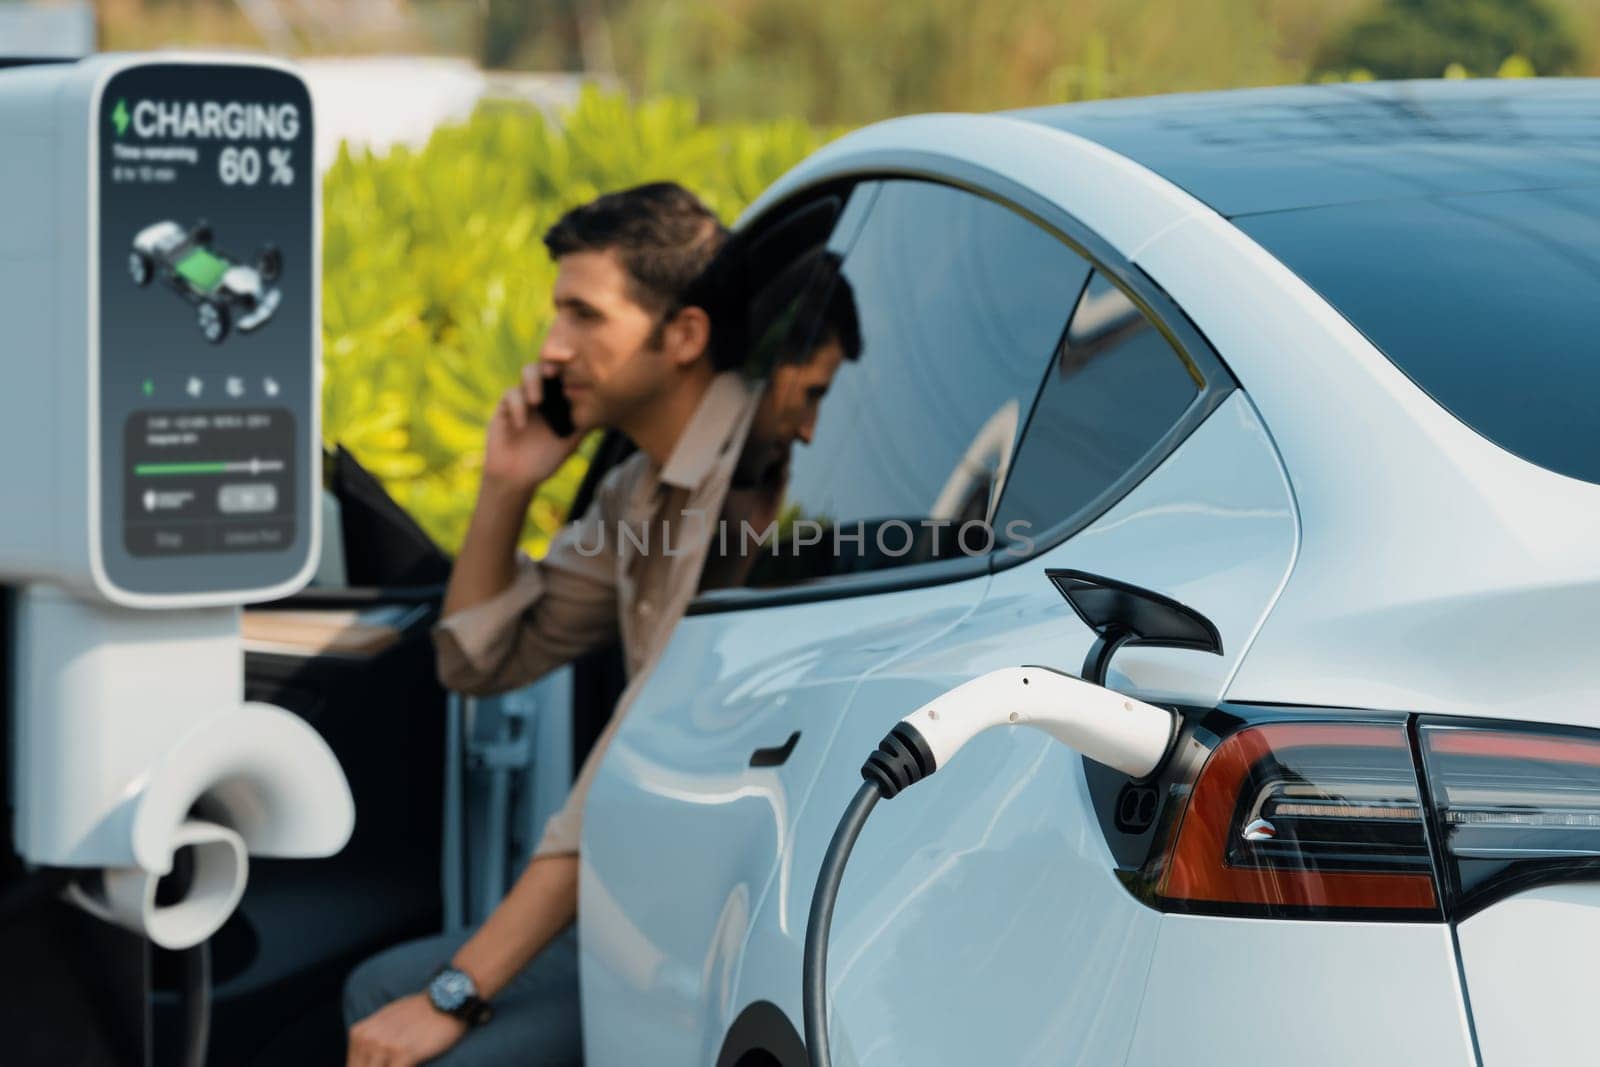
[1315,0,1580,78]
[479,0,616,72]
[480,0,566,69]
[607,0,1316,124]
[101,1,1600,117]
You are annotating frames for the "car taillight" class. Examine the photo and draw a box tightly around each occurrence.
[1418,721,1600,918]
[1131,715,1600,921]
[1155,722,1440,920]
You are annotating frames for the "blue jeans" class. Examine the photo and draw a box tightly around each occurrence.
[342,925,582,1065]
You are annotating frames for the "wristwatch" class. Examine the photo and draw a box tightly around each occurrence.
[427,965,493,1026]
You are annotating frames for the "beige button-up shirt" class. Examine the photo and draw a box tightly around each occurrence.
[432,371,761,857]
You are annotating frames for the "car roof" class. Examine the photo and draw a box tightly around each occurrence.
[1012,78,1600,217]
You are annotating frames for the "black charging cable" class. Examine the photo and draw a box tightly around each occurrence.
[181,941,212,1067]
[803,723,936,1067]
[802,780,878,1067]
[155,846,211,1067]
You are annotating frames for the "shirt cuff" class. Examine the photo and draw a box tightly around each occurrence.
[432,552,545,692]
[532,802,581,859]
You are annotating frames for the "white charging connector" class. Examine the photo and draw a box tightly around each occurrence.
[806,666,1180,1067]
[901,665,1176,779]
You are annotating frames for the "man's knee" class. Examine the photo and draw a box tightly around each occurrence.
[343,930,469,1029]
[341,950,391,1029]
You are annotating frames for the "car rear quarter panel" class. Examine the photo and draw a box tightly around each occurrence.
[1138,212,1600,727]
[1126,916,1475,1065]
[1454,883,1600,1065]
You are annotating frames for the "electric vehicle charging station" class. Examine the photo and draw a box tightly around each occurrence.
[0,53,351,1060]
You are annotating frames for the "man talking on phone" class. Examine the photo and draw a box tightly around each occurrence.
[343,181,752,1066]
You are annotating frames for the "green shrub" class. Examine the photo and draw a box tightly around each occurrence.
[321,88,832,557]
[1315,0,1580,80]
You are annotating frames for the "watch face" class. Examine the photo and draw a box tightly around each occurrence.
[429,969,473,1013]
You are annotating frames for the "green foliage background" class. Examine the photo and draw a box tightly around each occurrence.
[483,0,1591,123]
[103,1,1597,124]
[322,89,829,557]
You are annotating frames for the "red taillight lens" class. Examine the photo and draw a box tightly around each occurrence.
[1119,714,1600,920]
[1419,722,1600,917]
[1157,722,1440,919]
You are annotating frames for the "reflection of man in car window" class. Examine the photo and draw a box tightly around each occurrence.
[742,250,861,486]
[344,183,754,1067]
[700,250,863,592]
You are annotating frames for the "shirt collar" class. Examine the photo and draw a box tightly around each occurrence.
[658,371,759,492]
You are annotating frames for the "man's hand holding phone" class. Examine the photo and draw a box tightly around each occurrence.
[482,363,582,494]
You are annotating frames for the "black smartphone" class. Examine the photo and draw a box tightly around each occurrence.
[536,374,575,437]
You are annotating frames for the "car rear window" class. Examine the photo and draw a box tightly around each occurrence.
[1236,186,1600,486]
[175,247,229,291]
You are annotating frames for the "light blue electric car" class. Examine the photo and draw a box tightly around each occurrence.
[198,78,1597,1065]
[568,78,1600,1066]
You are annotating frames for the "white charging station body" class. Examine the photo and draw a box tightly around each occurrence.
[1,54,349,948]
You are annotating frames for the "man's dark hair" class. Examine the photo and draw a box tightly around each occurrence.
[747,247,862,372]
[542,182,728,317]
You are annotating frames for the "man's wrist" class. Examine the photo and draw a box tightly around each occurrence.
[478,472,542,504]
[426,964,492,1026]
[448,954,486,993]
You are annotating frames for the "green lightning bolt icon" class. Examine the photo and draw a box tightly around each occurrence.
[112,99,129,136]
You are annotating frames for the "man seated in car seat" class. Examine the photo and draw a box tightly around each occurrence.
[343,181,748,1067]
[343,186,870,1065]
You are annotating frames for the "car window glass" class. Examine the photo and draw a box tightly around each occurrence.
[1237,187,1600,486]
[723,180,1095,589]
[694,188,869,594]
[993,271,1203,542]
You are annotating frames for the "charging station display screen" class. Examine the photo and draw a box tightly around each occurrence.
[98,63,314,595]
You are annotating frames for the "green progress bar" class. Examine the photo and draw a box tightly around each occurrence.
[134,458,286,477]
[136,462,229,475]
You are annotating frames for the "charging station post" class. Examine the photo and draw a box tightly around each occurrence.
[0,53,352,1060]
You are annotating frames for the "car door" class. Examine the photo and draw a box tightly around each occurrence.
[749,264,1299,1065]
[579,178,1104,1066]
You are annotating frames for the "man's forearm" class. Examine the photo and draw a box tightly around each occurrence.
[451,853,579,998]
[443,478,537,619]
